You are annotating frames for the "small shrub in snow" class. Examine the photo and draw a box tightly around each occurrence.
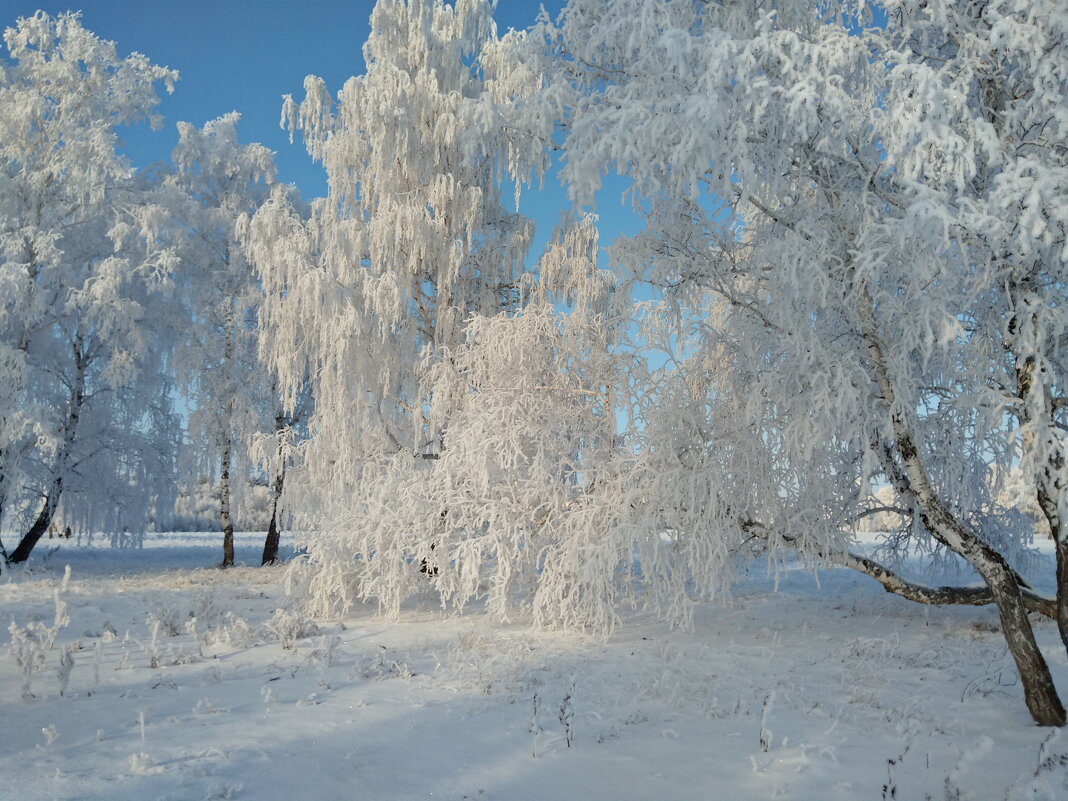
[46,566,72,649]
[128,752,159,775]
[759,692,775,753]
[41,724,59,746]
[206,782,243,800]
[137,707,149,741]
[306,633,344,667]
[530,693,542,759]
[146,617,161,668]
[202,613,258,649]
[56,642,77,696]
[1004,731,1068,801]
[358,647,412,681]
[146,605,185,637]
[264,607,319,650]
[194,589,221,629]
[9,620,48,698]
[261,684,277,707]
[193,697,227,716]
[90,641,102,695]
[100,620,117,642]
[559,683,575,748]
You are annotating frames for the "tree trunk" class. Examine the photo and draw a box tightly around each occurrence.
[0,467,7,568]
[261,460,286,565]
[991,576,1067,726]
[222,523,235,568]
[1056,533,1068,656]
[888,438,1065,725]
[1009,303,1067,658]
[7,496,55,563]
[261,498,282,566]
[860,294,1065,726]
[1034,441,1066,655]
[8,335,86,566]
[220,436,235,568]
[261,410,288,566]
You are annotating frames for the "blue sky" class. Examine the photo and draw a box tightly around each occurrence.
[1,0,570,198]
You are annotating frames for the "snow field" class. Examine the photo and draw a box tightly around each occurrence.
[2,535,1067,801]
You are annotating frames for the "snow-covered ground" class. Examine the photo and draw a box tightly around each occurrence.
[3,533,1067,801]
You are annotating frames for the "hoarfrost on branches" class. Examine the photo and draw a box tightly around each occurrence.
[534,0,1068,724]
[168,113,279,567]
[0,12,181,564]
[249,0,561,612]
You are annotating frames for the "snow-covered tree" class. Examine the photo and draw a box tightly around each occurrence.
[248,0,554,593]
[0,12,180,566]
[169,112,278,567]
[288,214,638,626]
[534,0,1067,725]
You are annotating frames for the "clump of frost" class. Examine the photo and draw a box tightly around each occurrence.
[128,752,160,775]
[40,724,59,746]
[56,642,77,696]
[46,565,73,648]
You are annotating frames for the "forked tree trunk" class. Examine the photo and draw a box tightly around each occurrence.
[860,294,1065,726]
[885,453,1067,725]
[985,561,1066,726]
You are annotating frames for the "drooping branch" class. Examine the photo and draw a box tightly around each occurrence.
[740,519,1056,619]
[837,549,1056,620]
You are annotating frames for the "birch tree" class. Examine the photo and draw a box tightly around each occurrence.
[0,12,180,565]
[283,214,634,624]
[249,0,553,593]
[170,113,277,568]
[537,0,1067,725]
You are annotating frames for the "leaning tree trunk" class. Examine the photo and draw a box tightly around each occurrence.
[219,434,235,568]
[7,494,58,563]
[8,336,86,565]
[860,294,1065,726]
[891,443,1066,726]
